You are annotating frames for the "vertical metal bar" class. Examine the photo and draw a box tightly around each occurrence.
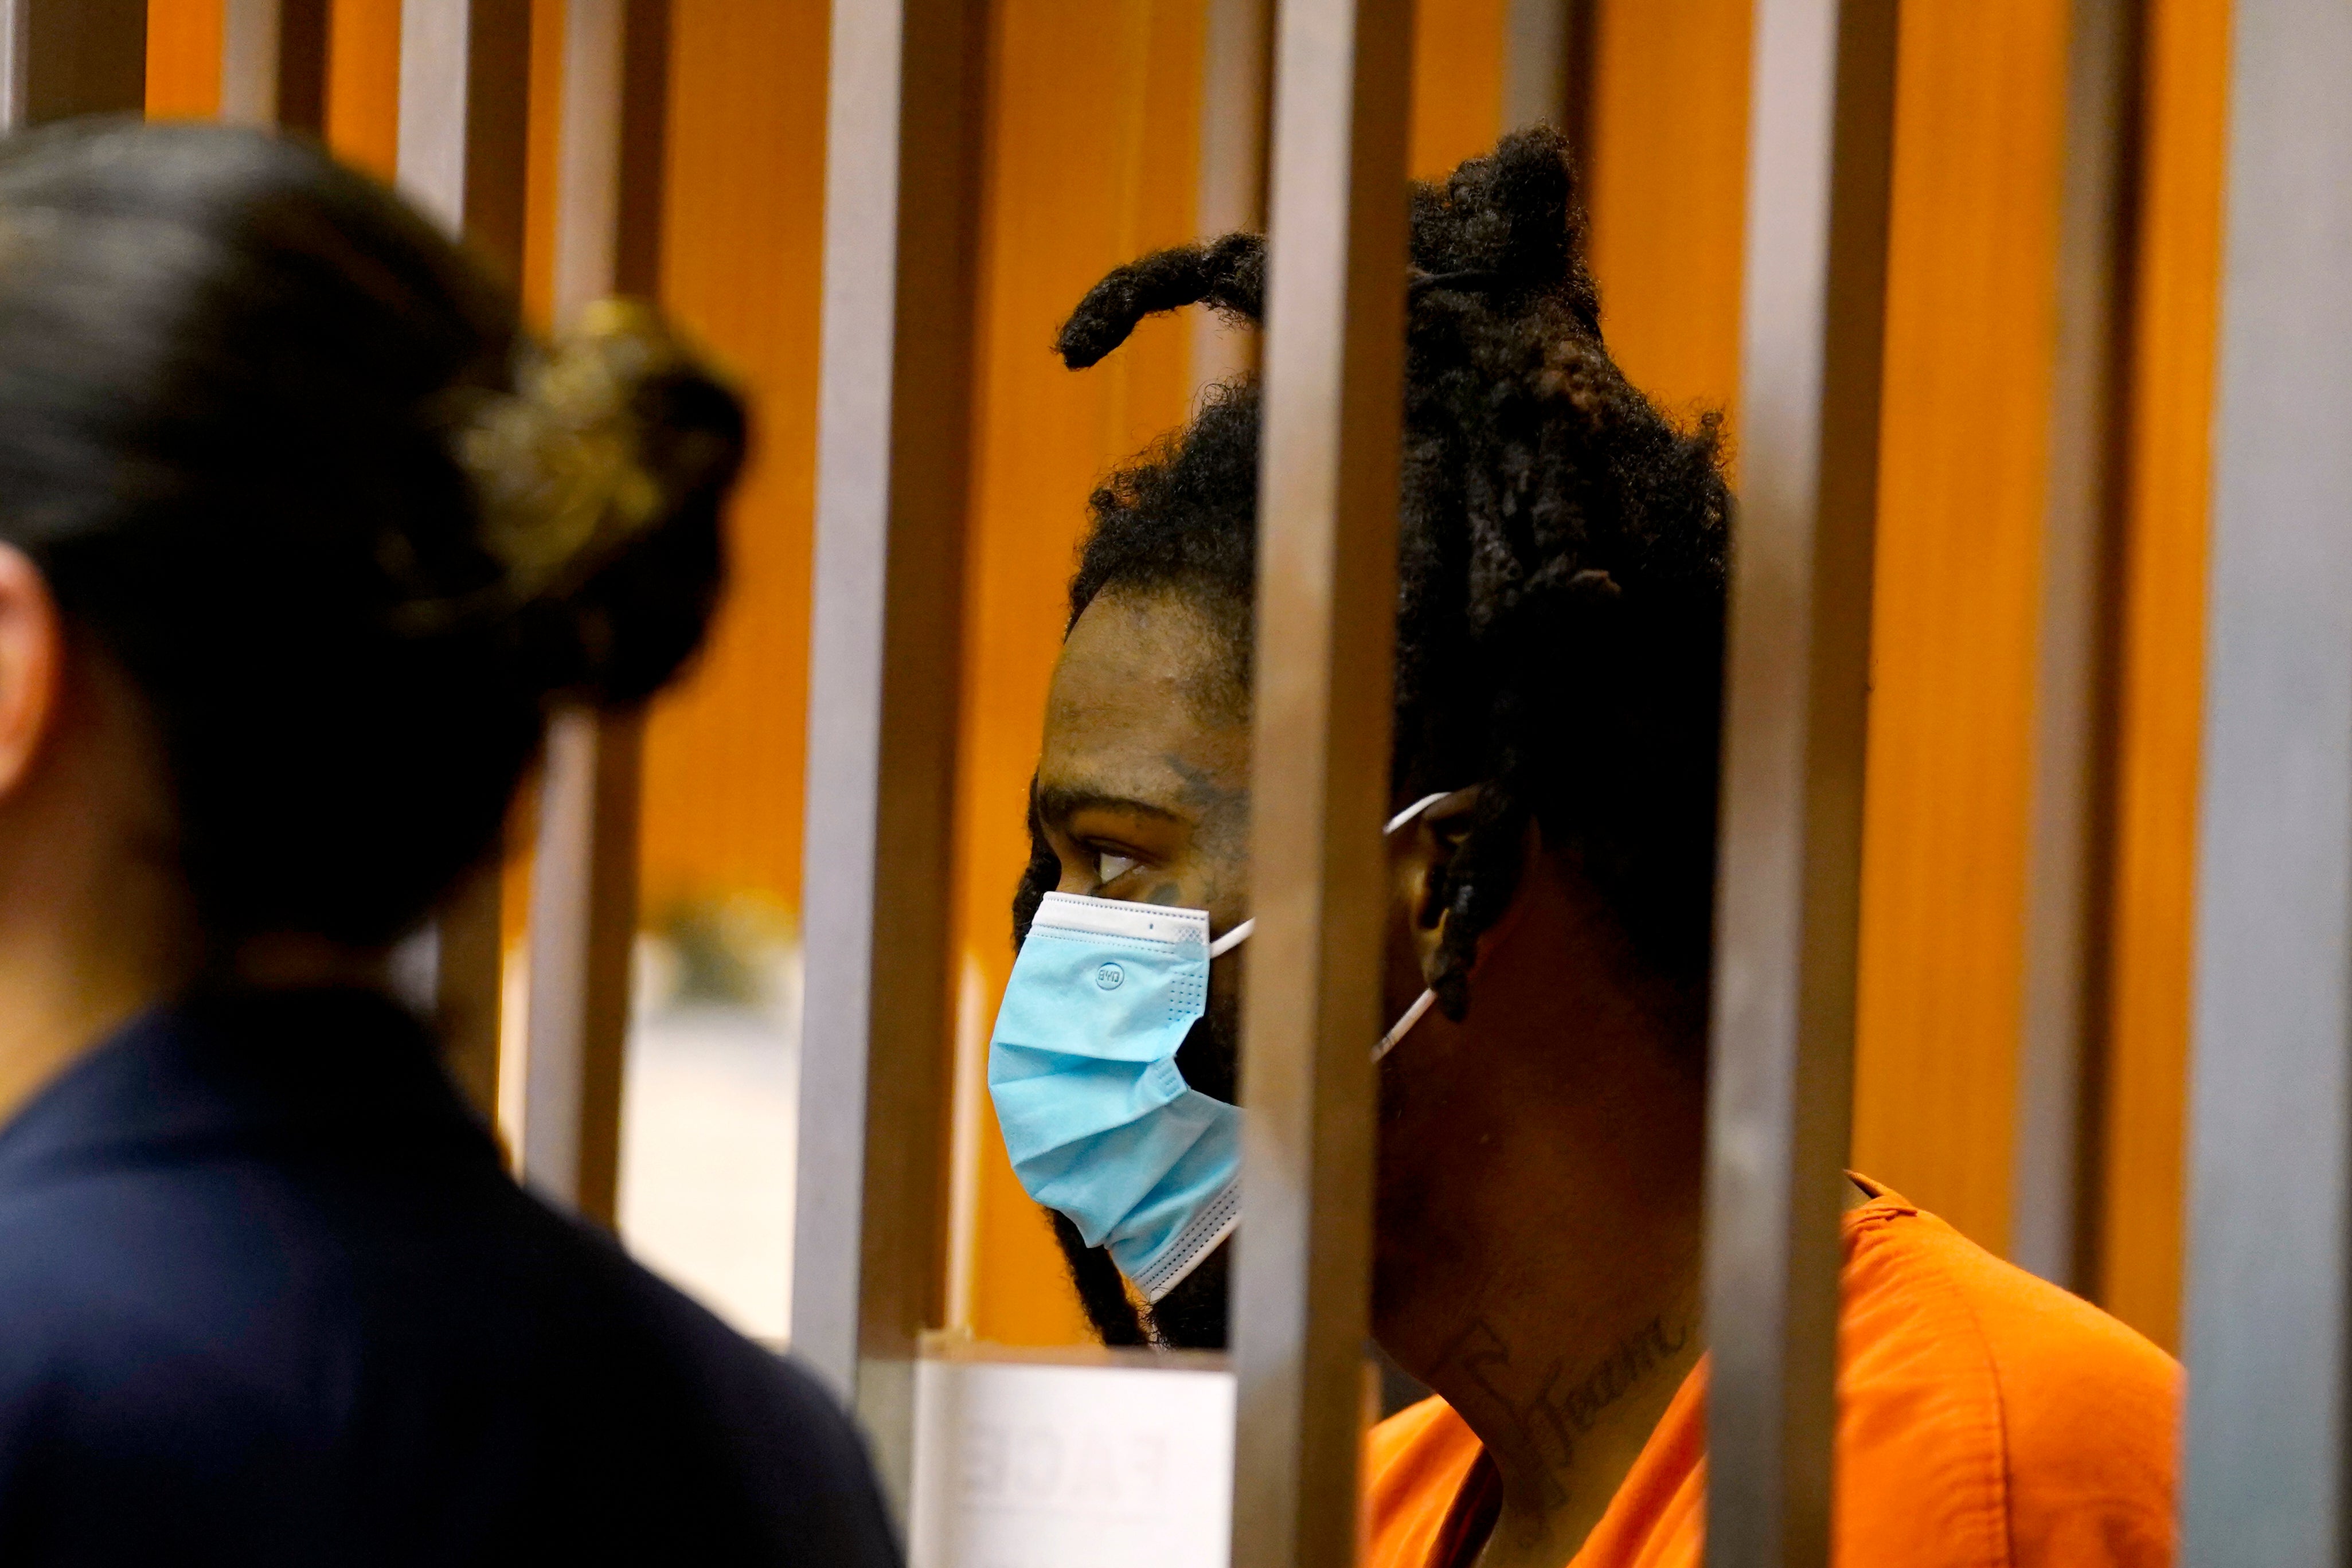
[1229,1,1412,1565]
[1705,3,1897,1565]
[2007,0,2140,1294]
[396,1,470,230]
[219,1,326,135]
[1503,0,1595,140]
[2178,1,2352,1561]
[552,0,622,311]
[219,0,281,125]
[794,0,986,1516]
[519,0,668,1226]
[397,0,528,283]
[0,1,28,130]
[524,707,642,1223]
[1190,0,1271,397]
[397,0,531,1132]
[215,1,326,135]
[10,0,144,126]
[1502,0,1565,128]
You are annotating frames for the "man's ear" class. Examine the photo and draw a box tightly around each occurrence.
[1402,787,1486,971]
[0,544,63,801]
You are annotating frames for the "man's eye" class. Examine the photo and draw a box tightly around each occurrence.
[1096,851,1135,885]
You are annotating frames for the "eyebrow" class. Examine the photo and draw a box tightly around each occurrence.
[1034,785,1187,829]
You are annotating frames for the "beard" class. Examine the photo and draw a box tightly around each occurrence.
[1143,1233,1230,1348]
[1045,1002,1238,1350]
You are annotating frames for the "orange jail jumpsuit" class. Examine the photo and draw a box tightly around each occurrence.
[1365,1179,2180,1568]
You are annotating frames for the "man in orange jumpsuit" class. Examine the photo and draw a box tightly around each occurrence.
[992,128,2178,1566]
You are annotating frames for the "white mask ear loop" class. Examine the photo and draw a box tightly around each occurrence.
[1373,990,1437,1061]
[1372,789,1452,1061]
[1203,793,1451,965]
[1386,791,1451,835]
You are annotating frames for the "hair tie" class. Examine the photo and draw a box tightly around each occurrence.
[1409,268,1507,296]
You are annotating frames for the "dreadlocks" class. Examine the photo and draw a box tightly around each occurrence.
[1019,127,1731,1345]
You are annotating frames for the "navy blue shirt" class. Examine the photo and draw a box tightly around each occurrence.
[0,988,900,1566]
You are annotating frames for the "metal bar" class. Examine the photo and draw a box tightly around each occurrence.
[552,0,624,314]
[1190,0,1271,398]
[2178,1,2352,1561]
[1503,0,1595,139]
[219,0,325,132]
[1502,0,1565,129]
[1704,3,1897,1564]
[1228,0,1413,1564]
[7,0,144,128]
[218,0,281,126]
[794,0,986,1518]
[396,1,470,231]
[2007,0,2140,1294]
[0,1,27,130]
[397,0,529,283]
[523,708,642,1223]
[397,0,532,1133]
[519,0,668,1225]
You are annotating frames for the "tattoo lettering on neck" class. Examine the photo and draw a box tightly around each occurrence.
[1443,1315,1694,1516]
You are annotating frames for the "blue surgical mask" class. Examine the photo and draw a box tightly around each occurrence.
[988,792,1448,1301]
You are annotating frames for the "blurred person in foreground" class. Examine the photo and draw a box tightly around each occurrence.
[0,120,894,1566]
[988,128,2178,1567]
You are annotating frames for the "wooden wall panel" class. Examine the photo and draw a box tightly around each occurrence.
[1847,1,2072,1256]
[1579,0,1749,433]
[325,0,401,177]
[146,0,224,117]
[518,0,562,327]
[2097,0,2231,1353]
[633,0,829,919]
[1408,0,1503,178]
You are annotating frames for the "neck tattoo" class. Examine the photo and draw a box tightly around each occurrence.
[1448,1313,1694,1515]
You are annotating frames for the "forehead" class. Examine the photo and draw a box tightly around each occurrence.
[1040,590,1247,807]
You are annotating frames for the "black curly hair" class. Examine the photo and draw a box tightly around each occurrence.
[1019,127,1731,1344]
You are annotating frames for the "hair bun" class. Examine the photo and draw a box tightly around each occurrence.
[457,299,745,705]
[1409,125,1599,334]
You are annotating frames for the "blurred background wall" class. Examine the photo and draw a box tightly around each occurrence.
[140,0,2228,1356]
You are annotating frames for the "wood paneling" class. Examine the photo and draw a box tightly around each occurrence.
[633,0,829,918]
[1848,1,2072,1256]
[1579,0,1749,434]
[1408,0,1502,178]
[325,0,401,177]
[2097,0,2230,1353]
[146,0,224,116]
[518,0,562,327]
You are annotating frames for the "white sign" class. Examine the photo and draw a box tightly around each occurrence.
[908,1352,1236,1568]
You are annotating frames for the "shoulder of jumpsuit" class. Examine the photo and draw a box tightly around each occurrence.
[1362,1391,1486,1565]
[1831,1176,2180,1568]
